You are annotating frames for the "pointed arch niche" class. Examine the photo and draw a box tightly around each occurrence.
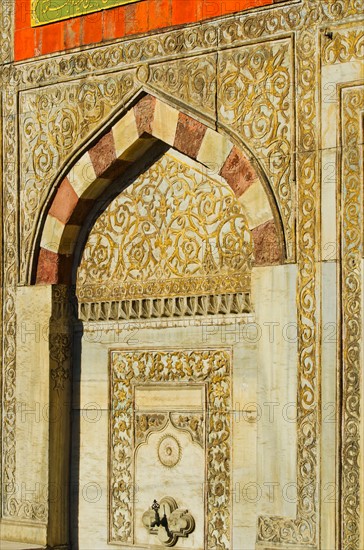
[17,94,293,550]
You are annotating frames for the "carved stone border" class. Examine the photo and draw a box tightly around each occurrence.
[257,24,320,547]
[2,83,21,519]
[0,0,14,64]
[109,348,231,549]
[339,84,363,550]
[2,1,363,91]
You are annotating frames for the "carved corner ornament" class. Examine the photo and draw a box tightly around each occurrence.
[142,497,195,547]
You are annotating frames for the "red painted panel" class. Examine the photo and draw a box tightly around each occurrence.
[14,0,275,61]
[172,1,197,26]
[82,11,103,45]
[14,28,35,61]
[124,1,150,35]
[149,0,171,30]
[103,7,125,41]
[64,18,82,50]
[41,21,64,55]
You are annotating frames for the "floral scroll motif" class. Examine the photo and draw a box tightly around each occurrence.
[77,152,253,302]
[257,28,320,547]
[19,71,139,280]
[110,349,231,548]
[0,0,13,64]
[218,39,295,259]
[340,86,363,550]
[147,55,217,119]
[322,29,364,65]
[135,413,168,446]
[170,413,204,447]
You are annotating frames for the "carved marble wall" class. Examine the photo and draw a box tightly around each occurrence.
[0,1,363,549]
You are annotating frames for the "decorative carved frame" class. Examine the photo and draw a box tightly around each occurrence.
[0,0,14,64]
[109,348,231,548]
[0,1,363,548]
[339,83,363,550]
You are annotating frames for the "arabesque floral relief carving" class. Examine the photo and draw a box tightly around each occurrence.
[77,152,253,302]
[340,85,363,550]
[218,39,294,258]
[110,349,231,548]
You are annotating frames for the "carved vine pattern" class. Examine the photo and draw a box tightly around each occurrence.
[146,55,217,119]
[49,333,71,392]
[0,1,13,64]
[257,26,320,546]
[322,29,364,65]
[49,285,73,392]
[135,413,168,446]
[1,0,363,535]
[110,349,231,548]
[1,86,34,520]
[19,71,139,278]
[77,153,253,302]
[170,413,205,447]
[135,412,204,448]
[1,1,362,90]
[340,86,363,550]
[218,39,294,258]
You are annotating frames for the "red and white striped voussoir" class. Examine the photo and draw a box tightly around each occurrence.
[36,94,283,285]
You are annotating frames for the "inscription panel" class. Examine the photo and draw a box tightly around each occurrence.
[31,0,141,26]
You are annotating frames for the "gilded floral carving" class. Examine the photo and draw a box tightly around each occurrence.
[2,85,20,518]
[19,71,139,279]
[0,1,13,64]
[218,39,295,259]
[170,413,204,447]
[322,28,364,64]
[77,152,253,302]
[147,55,216,119]
[135,413,168,446]
[340,85,363,550]
[257,27,320,546]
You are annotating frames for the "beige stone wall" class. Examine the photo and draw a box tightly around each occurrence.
[1,286,52,544]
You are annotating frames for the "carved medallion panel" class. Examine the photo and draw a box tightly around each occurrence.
[110,349,231,549]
